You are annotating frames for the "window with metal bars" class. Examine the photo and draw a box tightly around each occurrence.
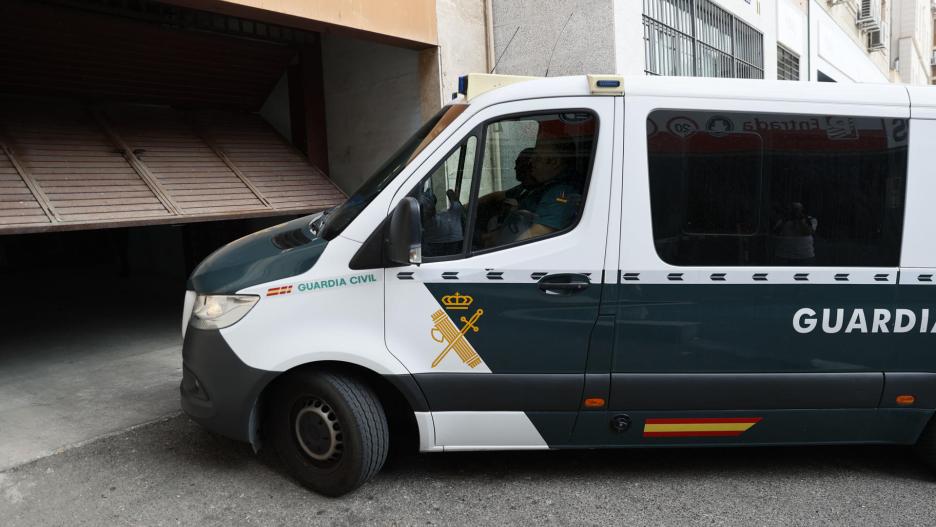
[643,0,764,79]
[777,45,800,81]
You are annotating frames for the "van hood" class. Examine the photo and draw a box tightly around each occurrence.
[187,214,328,295]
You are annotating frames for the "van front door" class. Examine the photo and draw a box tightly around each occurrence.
[384,98,615,449]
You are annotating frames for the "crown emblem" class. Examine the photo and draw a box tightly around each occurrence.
[441,292,473,310]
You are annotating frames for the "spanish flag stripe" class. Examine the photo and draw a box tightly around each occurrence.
[645,417,763,425]
[642,417,763,438]
[644,422,756,433]
[644,431,747,437]
[267,285,293,296]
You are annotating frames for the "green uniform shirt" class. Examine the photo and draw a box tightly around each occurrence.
[505,180,579,231]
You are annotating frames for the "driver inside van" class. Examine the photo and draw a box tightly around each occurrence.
[477,142,581,247]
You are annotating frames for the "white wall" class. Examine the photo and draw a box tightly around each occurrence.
[811,0,889,82]
[613,0,644,76]
[321,35,423,194]
[890,0,932,85]
[436,0,489,100]
[777,0,808,79]
[496,0,906,84]
[614,0,778,79]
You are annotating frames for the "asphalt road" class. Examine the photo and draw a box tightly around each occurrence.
[2,414,935,526]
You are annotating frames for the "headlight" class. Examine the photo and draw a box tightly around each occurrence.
[189,294,260,330]
[182,290,197,338]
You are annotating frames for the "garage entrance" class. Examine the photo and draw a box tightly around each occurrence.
[0,0,345,233]
[0,0,432,468]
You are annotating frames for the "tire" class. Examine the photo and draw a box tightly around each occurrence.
[268,370,389,497]
[915,416,936,470]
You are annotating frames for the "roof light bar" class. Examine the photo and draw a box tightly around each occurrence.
[456,73,539,101]
[587,74,625,95]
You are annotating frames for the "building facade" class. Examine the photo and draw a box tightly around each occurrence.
[889,0,934,85]
[491,0,932,85]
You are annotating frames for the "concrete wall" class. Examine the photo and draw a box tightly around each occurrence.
[491,0,616,77]
[259,72,291,144]
[321,35,423,194]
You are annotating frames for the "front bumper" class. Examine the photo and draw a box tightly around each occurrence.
[180,327,277,443]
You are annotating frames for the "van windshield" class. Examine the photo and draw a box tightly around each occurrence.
[320,104,468,240]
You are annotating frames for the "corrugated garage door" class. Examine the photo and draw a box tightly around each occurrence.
[0,98,345,233]
[0,1,345,234]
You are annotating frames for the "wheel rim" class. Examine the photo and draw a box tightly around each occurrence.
[294,398,343,464]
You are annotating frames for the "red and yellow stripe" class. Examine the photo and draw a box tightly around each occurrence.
[643,417,762,438]
[266,285,293,297]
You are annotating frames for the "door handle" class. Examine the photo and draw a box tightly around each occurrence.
[537,273,591,295]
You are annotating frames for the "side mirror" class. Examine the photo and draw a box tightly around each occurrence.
[386,196,422,265]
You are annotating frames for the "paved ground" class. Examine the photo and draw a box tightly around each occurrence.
[0,272,182,470]
[2,414,935,526]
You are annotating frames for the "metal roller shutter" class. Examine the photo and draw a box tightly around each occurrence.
[193,111,345,212]
[0,1,344,234]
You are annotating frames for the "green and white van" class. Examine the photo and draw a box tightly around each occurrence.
[181,73,936,496]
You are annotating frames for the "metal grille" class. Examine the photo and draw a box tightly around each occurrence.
[643,0,764,79]
[777,45,800,81]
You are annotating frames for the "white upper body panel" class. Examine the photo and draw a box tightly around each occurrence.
[907,86,936,120]
[470,74,909,113]
[223,74,932,372]
[624,76,908,113]
[901,118,936,270]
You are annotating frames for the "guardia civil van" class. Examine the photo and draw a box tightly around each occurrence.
[181,73,936,496]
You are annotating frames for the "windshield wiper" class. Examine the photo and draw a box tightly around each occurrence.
[309,206,336,237]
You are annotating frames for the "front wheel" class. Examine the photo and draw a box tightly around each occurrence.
[268,370,389,496]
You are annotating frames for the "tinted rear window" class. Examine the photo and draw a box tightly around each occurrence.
[646,110,908,267]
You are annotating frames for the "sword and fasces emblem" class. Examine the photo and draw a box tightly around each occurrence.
[430,292,483,368]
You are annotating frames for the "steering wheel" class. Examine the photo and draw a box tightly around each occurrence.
[507,209,535,234]
[446,189,461,208]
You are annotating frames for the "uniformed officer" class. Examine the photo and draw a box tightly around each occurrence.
[478,142,581,247]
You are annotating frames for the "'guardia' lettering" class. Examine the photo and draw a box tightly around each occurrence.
[793,308,936,334]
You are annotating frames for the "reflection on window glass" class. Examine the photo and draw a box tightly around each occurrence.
[410,136,477,259]
[473,112,597,251]
[321,104,467,240]
[646,110,908,267]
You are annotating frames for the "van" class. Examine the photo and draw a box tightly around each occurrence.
[180,73,936,496]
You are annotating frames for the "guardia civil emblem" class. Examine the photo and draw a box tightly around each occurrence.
[430,292,483,369]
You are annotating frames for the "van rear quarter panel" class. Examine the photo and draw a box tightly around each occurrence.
[617,93,911,376]
[607,91,934,444]
[895,117,936,372]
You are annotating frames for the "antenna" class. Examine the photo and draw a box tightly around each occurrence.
[489,25,521,74]
[544,12,574,77]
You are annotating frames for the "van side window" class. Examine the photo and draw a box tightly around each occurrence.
[646,110,908,267]
[408,136,478,259]
[472,112,596,251]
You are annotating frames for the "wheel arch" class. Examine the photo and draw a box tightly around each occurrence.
[256,360,428,455]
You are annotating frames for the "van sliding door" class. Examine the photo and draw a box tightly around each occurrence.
[596,105,910,446]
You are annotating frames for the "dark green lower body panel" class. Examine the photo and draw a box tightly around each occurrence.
[527,412,580,445]
[567,409,933,447]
